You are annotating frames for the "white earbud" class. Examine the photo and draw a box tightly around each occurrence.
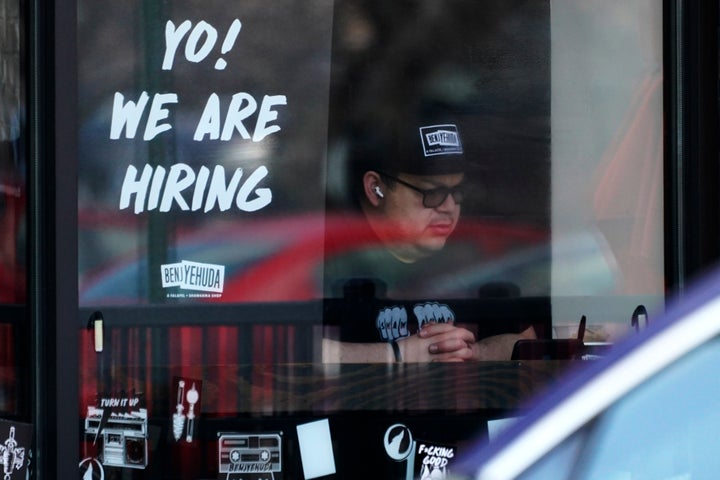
[374,186,384,198]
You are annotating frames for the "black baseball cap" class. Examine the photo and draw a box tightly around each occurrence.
[353,118,470,176]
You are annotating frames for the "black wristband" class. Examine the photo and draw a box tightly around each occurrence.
[390,340,402,362]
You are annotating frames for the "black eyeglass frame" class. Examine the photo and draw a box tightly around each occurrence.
[377,171,465,208]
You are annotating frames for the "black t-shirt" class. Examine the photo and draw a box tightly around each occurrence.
[322,216,545,343]
[323,221,470,343]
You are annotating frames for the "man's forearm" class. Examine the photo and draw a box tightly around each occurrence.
[322,326,536,363]
[322,338,395,363]
[472,326,537,361]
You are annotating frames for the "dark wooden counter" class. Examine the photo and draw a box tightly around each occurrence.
[245,361,569,413]
[87,361,574,416]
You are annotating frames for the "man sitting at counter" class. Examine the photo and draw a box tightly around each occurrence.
[322,117,536,363]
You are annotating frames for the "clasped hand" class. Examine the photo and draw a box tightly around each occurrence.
[399,322,477,362]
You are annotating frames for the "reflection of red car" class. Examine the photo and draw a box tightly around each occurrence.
[79,213,548,306]
[220,215,548,302]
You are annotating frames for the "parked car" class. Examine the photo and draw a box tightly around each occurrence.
[452,267,720,480]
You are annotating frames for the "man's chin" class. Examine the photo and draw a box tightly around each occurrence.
[420,237,448,253]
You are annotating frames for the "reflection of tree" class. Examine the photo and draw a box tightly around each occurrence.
[332,1,547,120]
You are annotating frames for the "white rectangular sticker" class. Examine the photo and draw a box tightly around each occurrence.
[160,260,225,293]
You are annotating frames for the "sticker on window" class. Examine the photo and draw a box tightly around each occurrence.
[160,260,225,296]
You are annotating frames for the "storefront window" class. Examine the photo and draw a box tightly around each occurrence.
[0,0,25,306]
[0,0,26,421]
[0,2,31,472]
[77,1,664,331]
[75,1,664,478]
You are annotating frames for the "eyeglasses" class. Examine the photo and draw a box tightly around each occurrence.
[378,172,465,208]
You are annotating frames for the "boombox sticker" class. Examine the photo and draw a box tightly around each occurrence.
[217,432,283,480]
[84,391,148,470]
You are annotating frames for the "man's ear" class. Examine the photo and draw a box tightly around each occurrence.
[363,171,383,207]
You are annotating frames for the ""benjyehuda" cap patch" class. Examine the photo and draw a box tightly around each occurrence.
[419,124,463,157]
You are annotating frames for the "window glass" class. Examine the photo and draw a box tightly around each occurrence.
[78,1,333,305]
[0,0,25,306]
[580,337,720,480]
[323,0,550,294]
[517,429,586,480]
[75,1,666,478]
[77,1,552,310]
[0,0,26,420]
[77,1,664,342]
[519,336,720,480]
[550,1,664,341]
